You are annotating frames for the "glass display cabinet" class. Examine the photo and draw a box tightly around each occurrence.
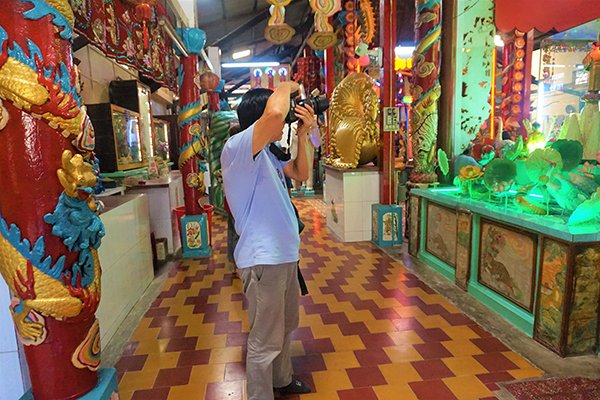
[109,80,155,162]
[152,118,170,161]
[88,103,145,172]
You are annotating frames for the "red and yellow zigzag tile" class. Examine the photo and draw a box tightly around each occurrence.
[115,198,543,400]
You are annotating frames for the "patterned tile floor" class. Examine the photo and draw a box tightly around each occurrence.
[115,198,543,400]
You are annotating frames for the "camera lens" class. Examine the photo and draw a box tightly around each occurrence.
[285,95,330,124]
[312,96,329,115]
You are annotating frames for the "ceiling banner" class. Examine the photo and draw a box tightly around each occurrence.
[71,0,178,91]
[495,0,600,34]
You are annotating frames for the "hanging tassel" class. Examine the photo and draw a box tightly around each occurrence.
[135,4,152,51]
[208,92,220,112]
[143,21,149,50]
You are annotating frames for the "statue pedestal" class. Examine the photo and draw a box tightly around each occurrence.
[180,214,212,258]
[324,165,380,242]
[371,204,403,247]
[20,368,118,400]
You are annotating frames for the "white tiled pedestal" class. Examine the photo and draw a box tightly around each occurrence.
[97,194,154,348]
[324,165,380,242]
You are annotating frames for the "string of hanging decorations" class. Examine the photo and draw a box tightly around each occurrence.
[307,0,341,50]
[264,0,296,44]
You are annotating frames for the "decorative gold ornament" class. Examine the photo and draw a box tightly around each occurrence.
[46,0,76,27]
[0,100,8,130]
[178,105,204,126]
[10,297,47,345]
[326,73,380,168]
[0,234,84,320]
[265,0,295,44]
[0,57,83,137]
[58,150,99,211]
[265,25,296,45]
[72,319,101,371]
[307,32,338,51]
[186,172,206,194]
[308,0,341,50]
[358,0,375,44]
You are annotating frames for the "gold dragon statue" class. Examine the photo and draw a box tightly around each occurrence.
[326,72,380,169]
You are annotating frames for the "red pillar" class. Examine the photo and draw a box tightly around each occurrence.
[379,0,397,205]
[409,0,442,183]
[0,2,105,399]
[178,29,207,216]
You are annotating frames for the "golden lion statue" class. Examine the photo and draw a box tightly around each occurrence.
[326,73,380,169]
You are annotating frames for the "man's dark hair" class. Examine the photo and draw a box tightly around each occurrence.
[237,88,273,130]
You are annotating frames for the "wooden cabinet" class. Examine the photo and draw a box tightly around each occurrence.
[109,80,155,162]
[152,118,171,162]
[88,103,145,172]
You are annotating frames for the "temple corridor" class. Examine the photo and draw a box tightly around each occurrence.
[114,198,546,400]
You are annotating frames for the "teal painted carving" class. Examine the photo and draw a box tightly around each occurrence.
[44,192,105,286]
[22,0,73,39]
[178,100,204,127]
[44,193,104,252]
[178,28,206,56]
[0,214,66,280]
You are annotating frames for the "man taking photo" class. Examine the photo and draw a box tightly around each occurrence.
[221,81,315,400]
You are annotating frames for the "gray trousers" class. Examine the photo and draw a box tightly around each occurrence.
[239,262,300,400]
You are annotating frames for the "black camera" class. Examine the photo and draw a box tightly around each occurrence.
[285,92,329,124]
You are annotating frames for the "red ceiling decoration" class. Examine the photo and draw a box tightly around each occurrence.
[495,0,600,33]
[72,0,178,91]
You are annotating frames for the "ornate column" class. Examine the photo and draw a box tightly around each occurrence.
[177,28,211,258]
[0,1,114,399]
[409,0,442,184]
[178,28,207,216]
[379,0,396,204]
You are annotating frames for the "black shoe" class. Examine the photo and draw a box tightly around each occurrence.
[275,378,312,395]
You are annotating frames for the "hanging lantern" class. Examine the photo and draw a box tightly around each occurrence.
[199,72,220,91]
[200,72,222,111]
[126,0,158,51]
[135,4,152,50]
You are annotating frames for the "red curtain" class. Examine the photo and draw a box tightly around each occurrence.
[72,0,178,91]
[495,0,600,33]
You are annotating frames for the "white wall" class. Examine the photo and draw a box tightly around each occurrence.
[176,0,197,27]
[75,46,139,105]
[75,45,174,114]
[0,281,28,400]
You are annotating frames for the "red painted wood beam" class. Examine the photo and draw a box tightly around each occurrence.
[379,0,397,205]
